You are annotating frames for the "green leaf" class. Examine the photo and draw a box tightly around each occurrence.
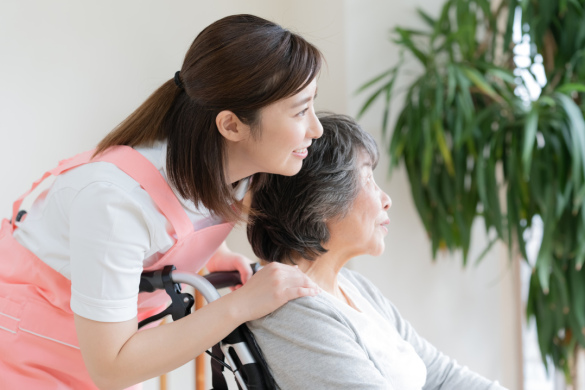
[461,66,504,103]
[416,8,437,28]
[355,67,395,95]
[477,147,488,210]
[381,81,393,136]
[486,68,517,85]
[575,216,585,269]
[557,93,585,194]
[503,0,516,51]
[421,117,433,185]
[473,237,498,266]
[487,150,504,239]
[446,64,457,106]
[433,120,455,176]
[557,83,585,94]
[357,77,396,119]
[570,259,585,330]
[536,187,557,293]
[405,160,433,236]
[394,27,428,65]
[521,107,540,180]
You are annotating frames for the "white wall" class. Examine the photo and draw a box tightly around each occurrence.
[0,1,519,389]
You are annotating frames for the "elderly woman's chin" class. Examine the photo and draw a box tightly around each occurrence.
[366,233,387,258]
[329,218,390,260]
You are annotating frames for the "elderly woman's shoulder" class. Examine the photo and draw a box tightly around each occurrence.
[339,267,386,301]
[339,267,375,289]
[339,267,401,321]
[246,289,363,354]
[264,293,344,322]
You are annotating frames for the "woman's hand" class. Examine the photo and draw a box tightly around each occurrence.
[230,262,321,322]
[206,242,254,287]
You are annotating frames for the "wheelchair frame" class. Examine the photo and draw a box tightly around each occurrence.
[138,265,276,390]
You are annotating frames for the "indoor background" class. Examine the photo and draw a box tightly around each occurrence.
[0,1,520,389]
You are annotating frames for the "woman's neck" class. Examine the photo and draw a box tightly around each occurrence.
[292,251,350,302]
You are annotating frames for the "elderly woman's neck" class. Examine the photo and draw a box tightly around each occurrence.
[292,253,349,295]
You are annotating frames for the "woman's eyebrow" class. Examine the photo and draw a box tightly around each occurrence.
[290,89,318,109]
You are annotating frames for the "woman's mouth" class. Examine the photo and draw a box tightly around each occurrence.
[379,219,390,233]
[292,148,308,158]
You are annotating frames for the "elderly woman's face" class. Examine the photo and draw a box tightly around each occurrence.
[326,152,392,258]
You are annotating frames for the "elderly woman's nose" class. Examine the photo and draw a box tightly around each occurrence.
[382,191,392,210]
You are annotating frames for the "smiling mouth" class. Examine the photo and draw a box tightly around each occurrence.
[293,148,308,154]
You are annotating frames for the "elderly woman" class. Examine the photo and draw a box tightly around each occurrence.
[246,114,507,390]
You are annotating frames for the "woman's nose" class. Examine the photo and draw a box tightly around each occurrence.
[308,112,323,139]
[382,191,392,210]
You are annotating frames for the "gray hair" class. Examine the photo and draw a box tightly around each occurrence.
[247,113,379,263]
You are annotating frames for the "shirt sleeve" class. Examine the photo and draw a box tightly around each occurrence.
[69,181,153,322]
[247,296,393,390]
[344,270,509,390]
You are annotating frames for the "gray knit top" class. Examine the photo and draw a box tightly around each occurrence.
[248,268,508,390]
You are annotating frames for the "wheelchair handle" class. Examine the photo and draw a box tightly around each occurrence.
[203,262,262,290]
[172,272,221,303]
[164,263,263,304]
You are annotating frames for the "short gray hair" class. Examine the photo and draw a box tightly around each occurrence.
[247,113,379,263]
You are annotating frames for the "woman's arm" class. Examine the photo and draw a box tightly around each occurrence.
[69,183,318,389]
[76,261,318,390]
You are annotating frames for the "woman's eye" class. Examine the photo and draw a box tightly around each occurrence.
[297,108,309,117]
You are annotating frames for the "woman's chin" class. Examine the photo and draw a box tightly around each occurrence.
[369,242,386,257]
[272,161,303,176]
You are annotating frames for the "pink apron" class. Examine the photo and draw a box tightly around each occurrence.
[0,146,234,389]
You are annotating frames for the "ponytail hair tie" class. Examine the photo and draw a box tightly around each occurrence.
[174,71,184,89]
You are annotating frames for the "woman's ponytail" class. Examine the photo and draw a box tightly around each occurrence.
[95,79,181,155]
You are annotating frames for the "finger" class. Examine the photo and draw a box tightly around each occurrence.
[277,275,320,295]
[264,263,318,288]
[236,261,254,284]
[284,286,321,302]
[283,267,319,288]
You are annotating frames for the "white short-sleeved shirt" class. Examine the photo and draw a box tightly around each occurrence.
[13,141,249,322]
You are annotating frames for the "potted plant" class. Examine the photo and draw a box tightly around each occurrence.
[358,0,585,382]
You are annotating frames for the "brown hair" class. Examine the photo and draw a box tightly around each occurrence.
[95,14,323,221]
[247,113,379,263]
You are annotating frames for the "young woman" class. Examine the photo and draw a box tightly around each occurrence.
[247,114,508,390]
[0,14,322,389]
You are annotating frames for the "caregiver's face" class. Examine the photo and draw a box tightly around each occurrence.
[242,78,323,177]
[328,152,392,258]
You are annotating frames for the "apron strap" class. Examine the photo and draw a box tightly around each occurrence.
[11,146,193,239]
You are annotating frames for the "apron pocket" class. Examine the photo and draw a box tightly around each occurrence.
[18,299,80,350]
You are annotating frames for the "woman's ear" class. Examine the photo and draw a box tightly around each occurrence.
[216,110,251,142]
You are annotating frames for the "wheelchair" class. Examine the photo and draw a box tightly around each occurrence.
[138,264,276,390]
